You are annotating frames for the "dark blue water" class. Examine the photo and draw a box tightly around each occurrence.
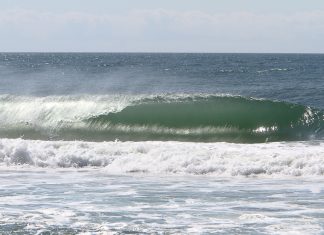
[1,53,323,109]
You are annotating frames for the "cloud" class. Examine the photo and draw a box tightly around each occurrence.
[0,9,324,52]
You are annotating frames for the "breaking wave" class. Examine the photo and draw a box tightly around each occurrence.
[0,94,323,143]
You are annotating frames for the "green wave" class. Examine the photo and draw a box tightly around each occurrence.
[0,95,323,143]
[85,96,324,143]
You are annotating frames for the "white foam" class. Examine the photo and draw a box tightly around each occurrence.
[0,138,324,177]
[0,94,134,128]
[266,221,323,235]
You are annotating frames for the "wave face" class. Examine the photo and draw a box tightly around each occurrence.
[1,138,324,177]
[0,95,323,143]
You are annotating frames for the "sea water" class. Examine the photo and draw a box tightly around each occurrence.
[0,53,324,234]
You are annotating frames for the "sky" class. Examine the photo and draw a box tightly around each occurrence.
[0,0,324,53]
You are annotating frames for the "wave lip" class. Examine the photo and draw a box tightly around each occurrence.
[1,138,324,177]
[0,94,323,143]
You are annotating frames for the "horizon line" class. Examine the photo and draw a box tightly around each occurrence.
[1,51,324,54]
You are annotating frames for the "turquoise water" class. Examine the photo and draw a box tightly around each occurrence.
[0,53,324,234]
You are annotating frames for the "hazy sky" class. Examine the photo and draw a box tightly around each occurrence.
[0,0,324,52]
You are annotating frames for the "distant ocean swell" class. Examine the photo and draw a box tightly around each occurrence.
[0,94,323,143]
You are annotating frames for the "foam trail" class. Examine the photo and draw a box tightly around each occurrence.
[1,138,324,177]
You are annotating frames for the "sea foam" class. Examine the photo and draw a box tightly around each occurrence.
[0,138,323,177]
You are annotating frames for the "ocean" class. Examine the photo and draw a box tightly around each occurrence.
[0,53,324,234]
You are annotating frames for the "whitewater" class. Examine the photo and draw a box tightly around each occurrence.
[1,53,324,234]
[1,138,324,177]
